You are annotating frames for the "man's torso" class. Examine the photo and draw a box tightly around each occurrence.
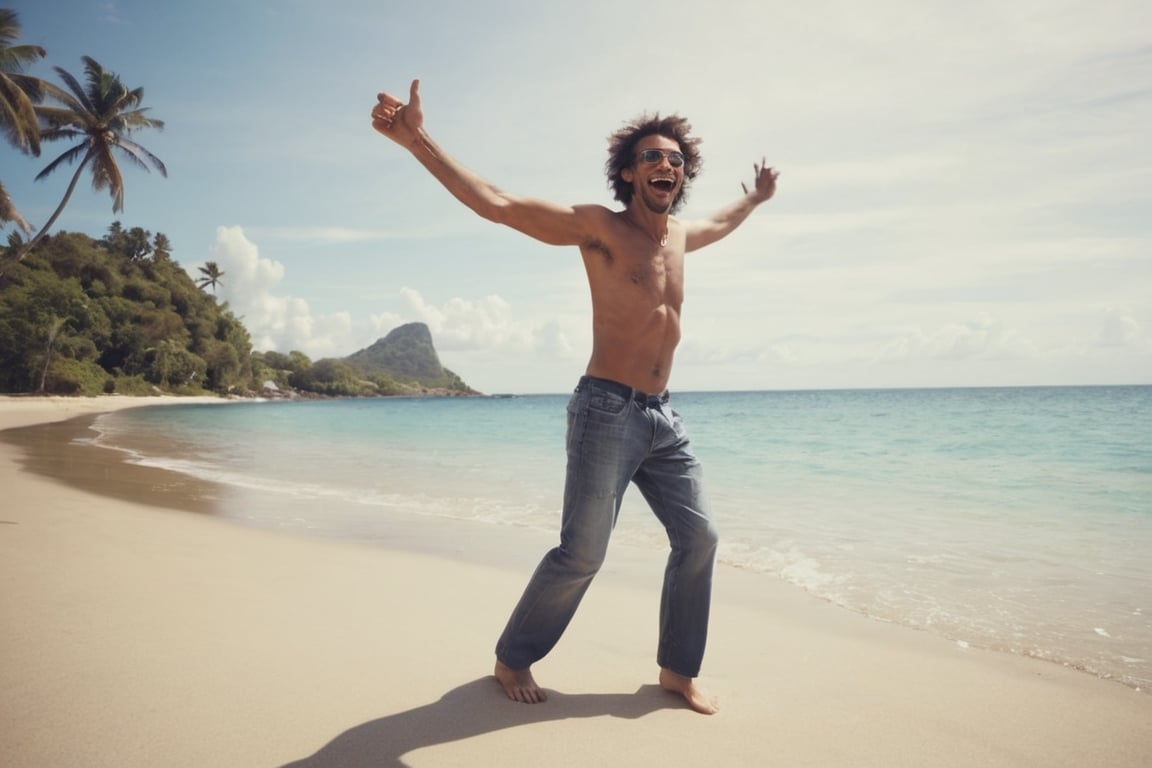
[578,210,685,394]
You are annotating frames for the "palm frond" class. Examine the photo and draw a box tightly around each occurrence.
[34,144,89,181]
[0,9,45,156]
[35,125,86,143]
[89,142,127,211]
[115,136,168,176]
[39,81,88,121]
[2,70,44,99]
[114,106,165,132]
[0,177,33,235]
[0,43,46,71]
[50,65,94,115]
[0,73,40,151]
[1,9,47,73]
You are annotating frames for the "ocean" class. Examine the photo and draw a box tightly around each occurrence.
[87,385,1151,691]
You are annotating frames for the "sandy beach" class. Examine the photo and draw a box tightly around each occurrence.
[1,395,1150,767]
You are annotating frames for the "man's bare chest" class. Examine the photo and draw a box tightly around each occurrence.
[582,239,684,303]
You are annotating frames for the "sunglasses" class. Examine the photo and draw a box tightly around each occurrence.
[636,149,685,167]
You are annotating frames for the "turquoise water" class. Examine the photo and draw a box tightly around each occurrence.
[91,386,1152,690]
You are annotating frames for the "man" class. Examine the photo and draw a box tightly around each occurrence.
[371,80,778,715]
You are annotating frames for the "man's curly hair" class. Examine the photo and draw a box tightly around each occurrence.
[605,113,702,214]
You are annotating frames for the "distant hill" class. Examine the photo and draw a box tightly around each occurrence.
[344,322,477,394]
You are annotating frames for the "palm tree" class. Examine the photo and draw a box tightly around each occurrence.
[152,232,172,260]
[21,55,166,258]
[0,8,47,236]
[0,9,45,155]
[38,314,67,393]
[196,261,224,293]
[0,179,29,235]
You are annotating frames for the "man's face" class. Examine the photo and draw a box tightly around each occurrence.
[622,134,684,215]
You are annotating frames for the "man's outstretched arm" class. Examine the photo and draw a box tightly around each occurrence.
[372,79,593,246]
[683,159,779,252]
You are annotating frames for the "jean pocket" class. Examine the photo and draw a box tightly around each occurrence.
[587,390,629,415]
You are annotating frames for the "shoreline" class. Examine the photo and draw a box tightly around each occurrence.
[2,395,1150,767]
[1,413,224,517]
[12,395,1148,693]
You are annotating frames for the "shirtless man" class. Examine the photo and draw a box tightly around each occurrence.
[371,80,778,715]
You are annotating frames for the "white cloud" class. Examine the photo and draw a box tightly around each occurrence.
[878,315,1039,364]
[366,311,406,341]
[205,226,354,357]
[199,227,580,367]
[531,320,576,358]
[1096,308,1149,350]
[398,286,577,358]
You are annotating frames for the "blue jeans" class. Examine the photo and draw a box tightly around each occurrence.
[495,375,718,678]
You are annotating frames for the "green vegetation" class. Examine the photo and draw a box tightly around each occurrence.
[0,227,252,395]
[0,229,479,398]
[195,261,223,294]
[341,322,476,396]
[254,322,477,398]
[0,9,477,400]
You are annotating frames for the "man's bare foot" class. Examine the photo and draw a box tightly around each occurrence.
[494,661,547,704]
[659,667,718,715]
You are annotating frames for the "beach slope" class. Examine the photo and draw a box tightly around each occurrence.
[1,396,1149,767]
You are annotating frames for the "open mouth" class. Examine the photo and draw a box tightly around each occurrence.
[649,176,676,193]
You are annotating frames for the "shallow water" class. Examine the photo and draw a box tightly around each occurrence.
[92,385,1152,690]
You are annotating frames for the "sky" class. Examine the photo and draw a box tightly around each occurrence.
[4,0,1150,394]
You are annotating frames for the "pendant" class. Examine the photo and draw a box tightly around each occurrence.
[659,232,668,247]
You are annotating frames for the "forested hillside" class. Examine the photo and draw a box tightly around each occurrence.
[0,227,253,395]
[0,228,477,397]
[345,322,470,389]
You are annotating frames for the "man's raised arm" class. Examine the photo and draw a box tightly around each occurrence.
[684,159,780,252]
[371,79,591,247]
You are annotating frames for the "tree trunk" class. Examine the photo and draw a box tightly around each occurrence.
[38,316,66,394]
[2,151,92,278]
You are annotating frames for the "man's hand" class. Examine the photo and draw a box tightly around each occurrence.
[684,158,780,251]
[741,159,779,203]
[371,79,424,147]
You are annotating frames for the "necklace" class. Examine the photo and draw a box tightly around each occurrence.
[626,212,668,247]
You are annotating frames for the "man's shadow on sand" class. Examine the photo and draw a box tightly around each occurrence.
[280,678,679,767]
